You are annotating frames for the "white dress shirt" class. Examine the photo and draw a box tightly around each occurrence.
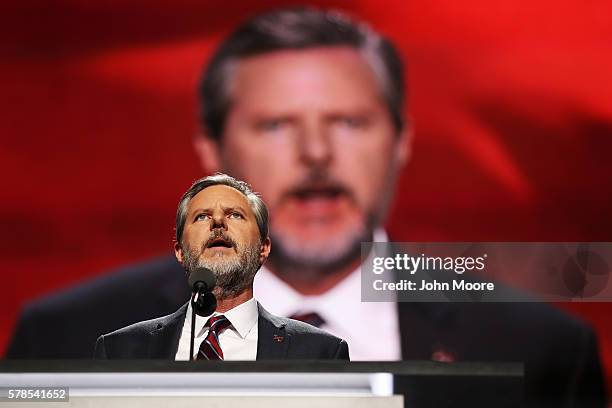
[175,297,258,361]
[253,230,401,361]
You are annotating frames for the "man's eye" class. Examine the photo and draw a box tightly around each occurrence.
[258,119,289,132]
[338,116,367,128]
[229,212,243,219]
[195,214,210,221]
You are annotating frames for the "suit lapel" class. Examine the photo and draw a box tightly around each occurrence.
[386,240,460,359]
[397,301,460,360]
[148,302,188,358]
[256,303,289,359]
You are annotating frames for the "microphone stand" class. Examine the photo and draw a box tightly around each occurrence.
[189,291,198,361]
[187,275,217,360]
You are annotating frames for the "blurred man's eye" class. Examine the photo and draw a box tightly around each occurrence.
[256,118,291,132]
[338,115,367,129]
[329,115,369,132]
[228,212,244,219]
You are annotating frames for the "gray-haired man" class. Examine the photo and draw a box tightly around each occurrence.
[94,173,349,360]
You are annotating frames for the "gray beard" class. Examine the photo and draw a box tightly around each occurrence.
[183,242,262,300]
[268,216,374,276]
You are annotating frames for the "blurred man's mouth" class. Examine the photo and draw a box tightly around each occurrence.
[293,185,345,200]
[284,184,355,218]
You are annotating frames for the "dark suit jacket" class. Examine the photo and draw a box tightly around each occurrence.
[7,254,607,407]
[94,302,349,360]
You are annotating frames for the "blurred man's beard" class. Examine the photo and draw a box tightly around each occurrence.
[264,167,384,277]
[268,214,374,275]
[183,242,262,300]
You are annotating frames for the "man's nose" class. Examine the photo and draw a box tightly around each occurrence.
[210,211,227,230]
[297,124,333,168]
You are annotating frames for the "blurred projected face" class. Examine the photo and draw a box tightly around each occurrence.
[176,185,270,298]
[198,48,407,272]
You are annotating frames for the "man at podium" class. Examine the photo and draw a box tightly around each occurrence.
[94,173,349,360]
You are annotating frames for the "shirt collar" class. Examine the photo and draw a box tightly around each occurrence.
[188,297,258,339]
[221,297,258,339]
[253,228,389,319]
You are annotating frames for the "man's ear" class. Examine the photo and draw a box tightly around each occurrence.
[394,117,413,168]
[174,241,185,265]
[193,134,222,174]
[259,237,272,264]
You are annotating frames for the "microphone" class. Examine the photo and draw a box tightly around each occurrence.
[188,267,216,294]
[188,267,217,316]
[188,267,217,361]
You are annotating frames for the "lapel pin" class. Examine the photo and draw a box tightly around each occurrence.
[431,348,456,363]
[273,334,284,343]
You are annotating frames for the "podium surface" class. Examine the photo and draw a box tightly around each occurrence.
[0,361,523,408]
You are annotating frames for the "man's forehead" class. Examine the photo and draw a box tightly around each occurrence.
[226,46,384,116]
[236,46,366,67]
[231,46,378,90]
[189,185,250,210]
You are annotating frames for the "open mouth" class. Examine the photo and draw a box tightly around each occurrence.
[206,237,234,249]
[292,185,346,200]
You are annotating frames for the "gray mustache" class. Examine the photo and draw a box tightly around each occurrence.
[202,229,237,251]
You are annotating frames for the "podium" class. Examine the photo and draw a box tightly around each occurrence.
[0,361,522,407]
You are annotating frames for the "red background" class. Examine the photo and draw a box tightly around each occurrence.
[2,0,611,390]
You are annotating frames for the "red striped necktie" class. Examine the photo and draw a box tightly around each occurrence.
[197,315,232,360]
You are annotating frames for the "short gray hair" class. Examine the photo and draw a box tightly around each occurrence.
[175,173,269,245]
[199,7,405,140]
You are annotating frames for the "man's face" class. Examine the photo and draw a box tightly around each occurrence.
[196,47,408,271]
[174,185,271,298]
